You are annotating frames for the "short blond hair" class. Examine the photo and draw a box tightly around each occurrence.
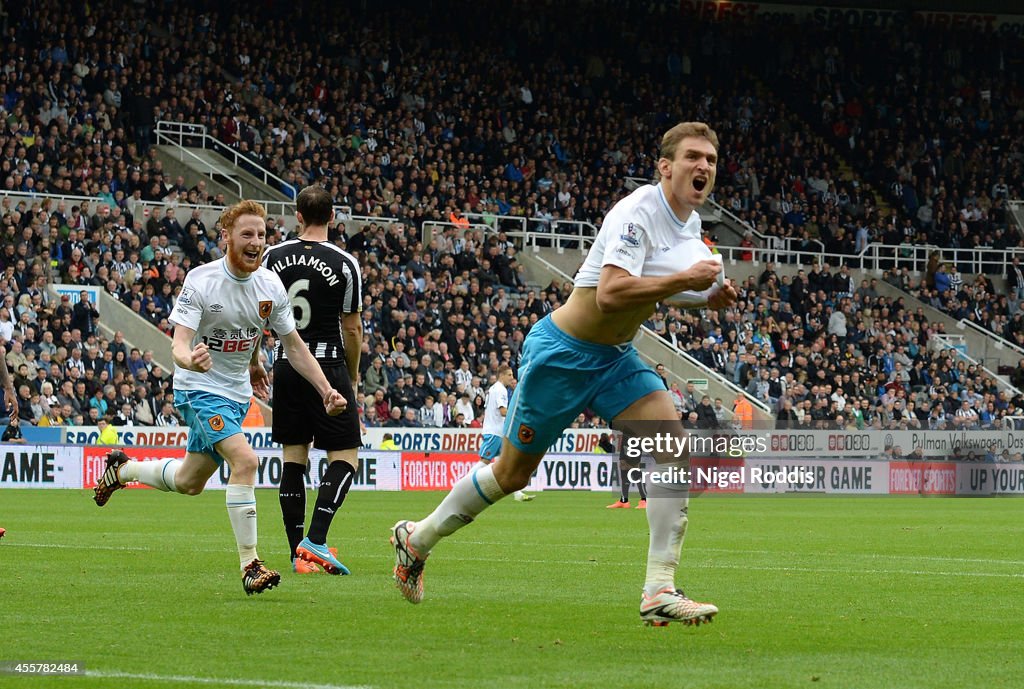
[659,122,719,161]
[220,200,267,231]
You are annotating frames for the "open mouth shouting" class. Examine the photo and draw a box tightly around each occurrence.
[693,176,708,193]
[243,248,262,264]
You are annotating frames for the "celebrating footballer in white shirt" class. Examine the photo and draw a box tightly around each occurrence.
[392,122,737,626]
[93,200,347,596]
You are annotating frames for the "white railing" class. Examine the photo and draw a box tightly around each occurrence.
[1002,415,1024,430]
[860,242,1024,278]
[551,219,599,246]
[155,120,296,200]
[706,197,827,256]
[333,210,399,231]
[0,190,396,237]
[1009,199,1024,233]
[717,244,834,268]
[462,211,527,234]
[714,241,1024,280]
[422,220,593,255]
[931,334,1022,398]
[957,318,1024,358]
[520,229,595,253]
[931,333,967,354]
[0,188,296,219]
[493,227,595,254]
[642,326,773,416]
[421,220,495,247]
[154,122,243,198]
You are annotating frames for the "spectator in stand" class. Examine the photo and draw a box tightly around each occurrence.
[70,291,99,337]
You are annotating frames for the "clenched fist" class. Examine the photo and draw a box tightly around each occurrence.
[190,342,213,372]
[324,389,348,416]
[684,259,724,292]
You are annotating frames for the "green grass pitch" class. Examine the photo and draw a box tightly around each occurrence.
[1,490,1022,689]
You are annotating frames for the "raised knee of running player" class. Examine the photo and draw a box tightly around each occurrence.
[489,439,544,492]
[174,454,215,495]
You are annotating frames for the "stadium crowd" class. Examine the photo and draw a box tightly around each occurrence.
[1,0,1023,435]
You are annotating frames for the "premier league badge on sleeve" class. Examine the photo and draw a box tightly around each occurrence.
[619,222,642,247]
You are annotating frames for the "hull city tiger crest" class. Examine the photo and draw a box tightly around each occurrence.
[209,415,225,432]
[517,423,535,444]
[258,300,273,319]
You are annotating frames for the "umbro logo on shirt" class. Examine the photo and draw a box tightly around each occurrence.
[210,303,223,312]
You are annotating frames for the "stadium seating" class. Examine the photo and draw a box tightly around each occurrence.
[2,0,1023,431]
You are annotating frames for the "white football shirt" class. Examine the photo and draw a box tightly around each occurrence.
[482,380,509,436]
[169,258,296,403]
[574,183,723,305]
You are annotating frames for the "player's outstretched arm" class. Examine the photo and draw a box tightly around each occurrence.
[279,329,347,415]
[341,312,363,387]
[664,279,739,310]
[171,325,212,372]
[596,260,722,313]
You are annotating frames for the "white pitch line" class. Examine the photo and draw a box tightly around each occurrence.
[9,542,212,553]
[700,546,1024,568]
[440,539,1024,567]
[86,670,371,689]
[446,556,1024,579]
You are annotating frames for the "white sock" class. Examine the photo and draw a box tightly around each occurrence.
[410,464,506,553]
[226,484,259,569]
[643,463,689,595]
[119,459,181,492]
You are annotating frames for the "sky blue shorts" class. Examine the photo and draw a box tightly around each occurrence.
[174,389,249,465]
[479,433,503,463]
[505,316,665,454]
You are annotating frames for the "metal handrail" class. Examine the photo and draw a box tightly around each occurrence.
[706,196,828,257]
[531,254,574,282]
[931,334,1022,398]
[861,242,1024,277]
[551,219,599,243]
[0,190,390,232]
[958,318,1024,358]
[1002,415,1024,430]
[422,219,593,255]
[642,326,773,415]
[462,211,527,234]
[421,220,495,247]
[155,120,296,200]
[154,124,243,199]
[715,241,1024,280]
